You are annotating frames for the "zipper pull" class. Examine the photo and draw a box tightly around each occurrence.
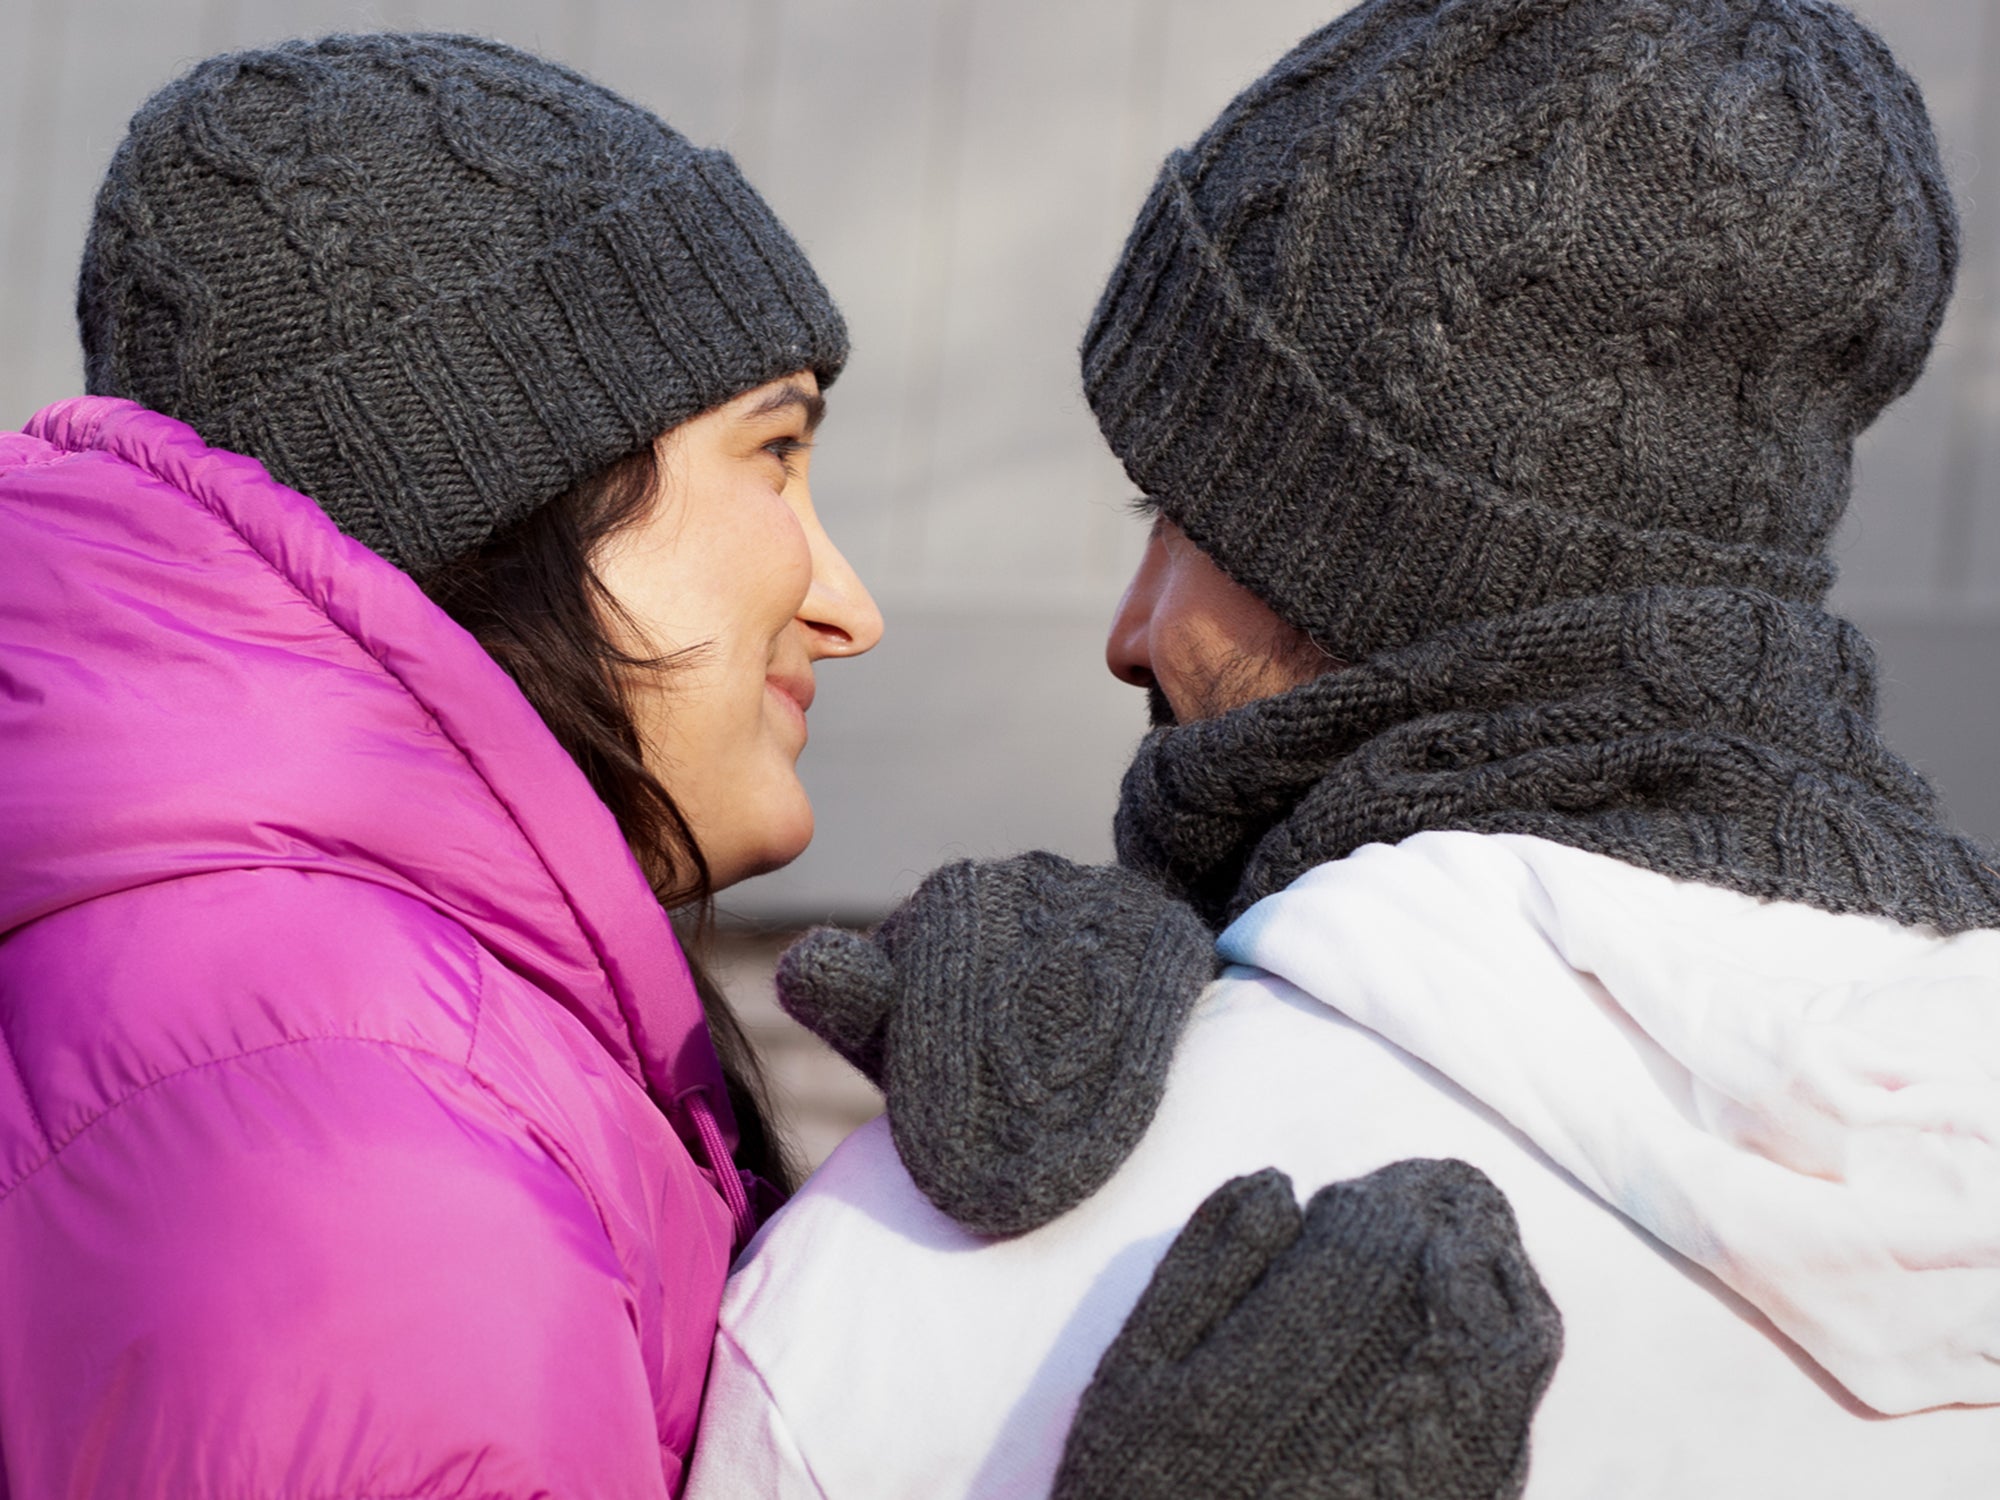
[678,1084,757,1251]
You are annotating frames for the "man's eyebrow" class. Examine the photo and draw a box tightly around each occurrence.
[747,383,827,434]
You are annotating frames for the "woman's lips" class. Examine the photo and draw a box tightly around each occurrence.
[767,672,814,740]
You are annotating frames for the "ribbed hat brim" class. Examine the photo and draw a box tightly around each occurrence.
[1082,157,1836,658]
[220,150,846,574]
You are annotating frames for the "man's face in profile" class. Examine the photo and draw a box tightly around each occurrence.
[1106,512,1339,726]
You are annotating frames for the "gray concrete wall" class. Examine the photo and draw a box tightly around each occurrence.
[4,0,1997,925]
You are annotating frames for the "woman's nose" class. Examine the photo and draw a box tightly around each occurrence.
[801,521,884,658]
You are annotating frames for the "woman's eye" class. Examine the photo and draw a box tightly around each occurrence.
[764,436,807,478]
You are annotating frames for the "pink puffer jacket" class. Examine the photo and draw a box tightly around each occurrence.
[0,399,751,1497]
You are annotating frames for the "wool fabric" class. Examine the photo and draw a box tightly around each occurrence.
[1116,586,2000,931]
[1089,0,1995,934]
[1052,1163,1560,1500]
[777,852,1217,1237]
[1083,0,1957,661]
[79,32,847,576]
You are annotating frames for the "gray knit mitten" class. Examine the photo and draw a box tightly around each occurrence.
[1054,1161,1562,1500]
[776,852,1218,1237]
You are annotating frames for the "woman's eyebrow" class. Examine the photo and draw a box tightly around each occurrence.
[747,383,827,433]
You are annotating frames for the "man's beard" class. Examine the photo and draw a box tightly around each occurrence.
[1146,647,1315,729]
[1142,624,1347,732]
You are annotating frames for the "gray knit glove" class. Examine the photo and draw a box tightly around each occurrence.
[776,852,1218,1237]
[1055,1161,1562,1500]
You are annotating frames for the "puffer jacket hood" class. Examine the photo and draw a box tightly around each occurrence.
[0,398,749,1495]
[0,397,731,1136]
[1223,829,2000,1418]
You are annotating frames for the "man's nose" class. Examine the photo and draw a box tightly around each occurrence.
[1105,536,1164,688]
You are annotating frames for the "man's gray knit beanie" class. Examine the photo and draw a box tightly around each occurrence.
[78,32,847,576]
[1083,0,1957,659]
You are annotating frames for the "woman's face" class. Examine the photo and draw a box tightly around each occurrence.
[592,371,882,892]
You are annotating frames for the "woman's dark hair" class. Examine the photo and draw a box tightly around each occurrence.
[424,442,798,1196]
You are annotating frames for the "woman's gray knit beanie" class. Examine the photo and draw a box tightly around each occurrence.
[1083,0,1957,659]
[78,32,847,576]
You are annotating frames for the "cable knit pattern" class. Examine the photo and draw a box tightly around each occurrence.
[1117,587,2000,930]
[1083,0,1956,661]
[777,854,1217,1236]
[79,33,846,574]
[1053,1163,1561,1500]
[1085,0,1987,932]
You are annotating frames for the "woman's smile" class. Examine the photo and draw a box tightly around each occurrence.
[766,670,815,746]
[590,371,883,891]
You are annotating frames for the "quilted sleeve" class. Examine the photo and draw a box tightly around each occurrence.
[0,1035,674,1499]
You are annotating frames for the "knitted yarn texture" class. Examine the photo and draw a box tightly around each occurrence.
[1053,1163,1561,1500]
[777,853,1217,1237]
[1089,0,1992,930]
[1116,587,2000,932]
[1083,0,1957,661]
[79,33,847,575]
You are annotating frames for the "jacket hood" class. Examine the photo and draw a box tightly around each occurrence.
[0,397,732,1133]
[1222,829,2000,1416]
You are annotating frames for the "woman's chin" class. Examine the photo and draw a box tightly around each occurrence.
[701,800,815,894]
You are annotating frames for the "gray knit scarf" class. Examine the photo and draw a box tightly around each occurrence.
[777,582,2000,1248]
[1117,586,2000,933]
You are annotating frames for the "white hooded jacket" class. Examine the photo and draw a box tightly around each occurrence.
[688,832,2000,1498]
